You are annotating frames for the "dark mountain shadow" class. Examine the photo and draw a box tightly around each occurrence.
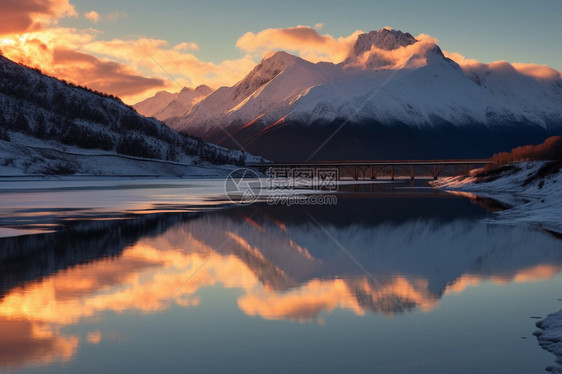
[0,212,200,299]
[202,120,562,161]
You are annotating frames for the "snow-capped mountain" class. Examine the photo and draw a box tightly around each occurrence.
[134,85,212,121]
[134,90,178,118]
[350,27,417,55]
[0,54,260,176]
[168,28,562,161]
[153,85,212,121]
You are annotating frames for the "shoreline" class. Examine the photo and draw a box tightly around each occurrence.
[433,160,562,372]
[432,160,562,236]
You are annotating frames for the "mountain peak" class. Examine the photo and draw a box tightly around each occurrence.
[262,50,299,66]
[178,85,212,97]
[232,51,301,100]
[154,90,176,98]
[353,28,417,56]
[195,84,212,95]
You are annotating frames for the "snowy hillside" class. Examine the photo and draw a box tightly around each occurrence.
[134,85,212,121]
[0,54,262,176]
[153,85,212,121]
[133,90,178,118]
[434,160,562,235]
[166,28,562,161]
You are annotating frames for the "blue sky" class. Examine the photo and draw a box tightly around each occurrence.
[61,0,562,69]
[2,0,559,102]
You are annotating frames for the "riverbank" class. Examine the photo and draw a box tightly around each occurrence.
[434,159,562,372]
[433,160,562,235]
[535,310,562,374]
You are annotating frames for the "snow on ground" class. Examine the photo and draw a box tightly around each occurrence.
[433,161,562,235]
[0,133,244,177]
[535,310,562,373]
[435,161,562,371]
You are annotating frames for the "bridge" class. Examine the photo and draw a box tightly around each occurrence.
[248,159,493,181]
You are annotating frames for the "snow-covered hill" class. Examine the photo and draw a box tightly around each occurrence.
[133,90,178,118]
[153,85,212,121]
[134,85,212,121]
[167,28,562,161]
[0,54,262,176]
[434,160,562,235]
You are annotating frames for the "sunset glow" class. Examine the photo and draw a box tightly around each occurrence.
[1,220,560,368]
[0,1,560,104]
[2,1,562,372]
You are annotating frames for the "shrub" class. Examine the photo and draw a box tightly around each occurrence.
[491,136,562,165]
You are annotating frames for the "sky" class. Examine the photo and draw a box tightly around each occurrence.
[1,0,561,104]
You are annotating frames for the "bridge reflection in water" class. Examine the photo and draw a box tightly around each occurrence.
[249,159,493,180]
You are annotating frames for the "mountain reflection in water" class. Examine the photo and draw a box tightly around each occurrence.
[0,193,561,370]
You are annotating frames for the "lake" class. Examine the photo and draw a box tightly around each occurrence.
[0,178,561,373]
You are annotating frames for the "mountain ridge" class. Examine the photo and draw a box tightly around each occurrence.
[133,84,213,121]
[156,28,562,160]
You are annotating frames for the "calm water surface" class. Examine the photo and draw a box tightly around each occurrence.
[0,179,561,373]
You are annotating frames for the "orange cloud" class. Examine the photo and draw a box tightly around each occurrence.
[512,62,562,81]
[83,37,256,101]
[0,27,168,101]
[345,32,441,70]
[82,10,128,24]
[236,25,362,63]
[444,51,562,82]
[238,276,440,322]
[444,265,562,295]
[105,10,128,22]
[86,331,102,345]
[0,0,76,35]
[443,51,480,67]
[0,29,205,103]
[174,41,199,51]
[0,27,95,71]
[0,319,78,369]
[84,11,99,24]
[52,47,166,97]
[0,1,253,103]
